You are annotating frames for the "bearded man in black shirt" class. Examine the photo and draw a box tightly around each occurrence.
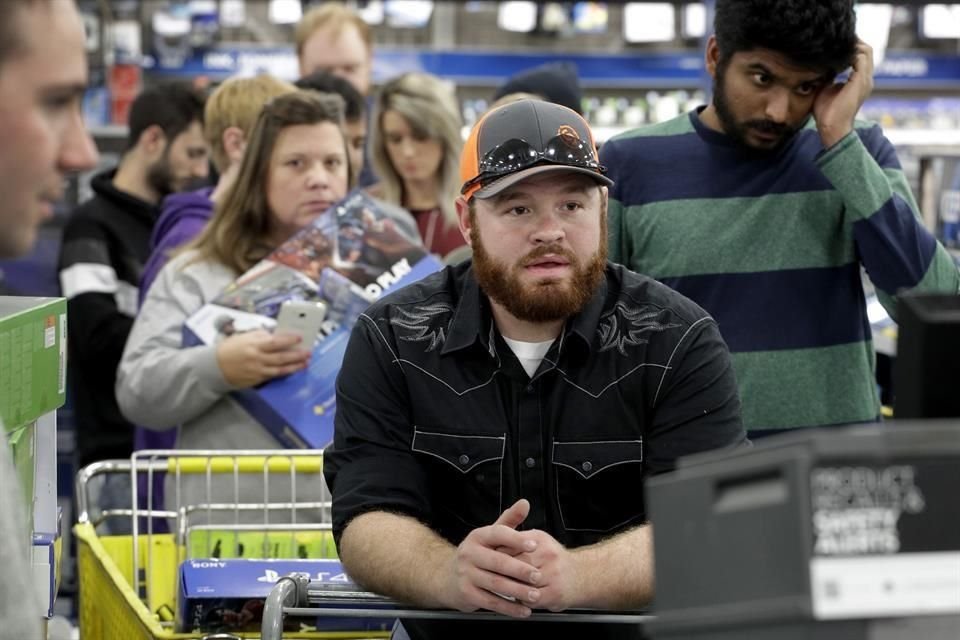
[325,99,746,640]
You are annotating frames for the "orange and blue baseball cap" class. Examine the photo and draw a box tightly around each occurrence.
[460,99,613,201]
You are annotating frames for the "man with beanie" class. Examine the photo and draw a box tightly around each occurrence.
[324,99,745,640]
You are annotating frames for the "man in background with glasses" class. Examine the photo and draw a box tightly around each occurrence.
[0,0,98,637]
[325,99,744,640]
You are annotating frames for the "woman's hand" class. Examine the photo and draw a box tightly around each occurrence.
[215,329,311,388]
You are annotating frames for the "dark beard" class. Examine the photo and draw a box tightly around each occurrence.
[469,211,607,324]
[712,60,800,152]
[146,146,176,199]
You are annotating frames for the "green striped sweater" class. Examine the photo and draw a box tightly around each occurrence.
[600,111,960,433]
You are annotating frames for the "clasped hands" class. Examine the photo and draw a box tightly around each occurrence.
[443,498,579,618]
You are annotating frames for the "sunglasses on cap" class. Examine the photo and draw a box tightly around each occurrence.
[460,131,607,195]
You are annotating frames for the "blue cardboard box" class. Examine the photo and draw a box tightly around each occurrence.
[177,558,394,633]
[32,531,60,619]
[184,190,443,449]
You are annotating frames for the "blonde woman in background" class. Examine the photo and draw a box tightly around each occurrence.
[370,71,468,262]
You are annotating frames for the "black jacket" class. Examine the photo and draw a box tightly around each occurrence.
[325,261,745,640]
[57,169,158,466]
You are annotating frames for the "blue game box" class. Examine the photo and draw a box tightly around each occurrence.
[183,190,443,449]
[177,557,395,633]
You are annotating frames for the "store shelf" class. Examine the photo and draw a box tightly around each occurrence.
[886,129,960,147]
[143,46,960,91]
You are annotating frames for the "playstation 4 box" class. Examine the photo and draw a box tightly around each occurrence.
[32,529,62,619]
[177,558,394,634]
[183,190,443,449]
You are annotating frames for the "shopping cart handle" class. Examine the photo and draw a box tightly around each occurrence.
[168,455,323,474]
[262,574,311,640]
[283,605,653,623]
[262,577,653,639]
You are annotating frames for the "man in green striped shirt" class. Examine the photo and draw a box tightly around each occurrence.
[601,0,960,436]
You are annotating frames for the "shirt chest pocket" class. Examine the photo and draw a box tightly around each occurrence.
[412,429,505,531]
[552,439,646,533]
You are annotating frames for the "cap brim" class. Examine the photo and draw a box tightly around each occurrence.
[472,164,614,200]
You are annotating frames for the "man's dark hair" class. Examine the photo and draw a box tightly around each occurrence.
[714,0,858,75]
[126,81,207,151]
[295,70,366,122]
[0,0,47,67]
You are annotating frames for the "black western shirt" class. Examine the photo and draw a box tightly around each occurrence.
[324,261,745,639]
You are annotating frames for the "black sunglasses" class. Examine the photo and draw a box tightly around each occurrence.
[461,132,607,194]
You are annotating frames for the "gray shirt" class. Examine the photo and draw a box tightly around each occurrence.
[116,251,327,519]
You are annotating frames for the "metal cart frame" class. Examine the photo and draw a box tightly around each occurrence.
[260,563,654,639]
[74,450,387,640]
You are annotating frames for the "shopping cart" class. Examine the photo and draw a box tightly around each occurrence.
[74,449,392,640]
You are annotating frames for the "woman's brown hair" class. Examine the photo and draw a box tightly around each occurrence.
[186,89,350,274]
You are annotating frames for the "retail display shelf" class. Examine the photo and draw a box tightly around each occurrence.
[886,129,960,147]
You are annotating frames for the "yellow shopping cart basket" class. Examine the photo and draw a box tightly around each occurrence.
[74,451,390,640]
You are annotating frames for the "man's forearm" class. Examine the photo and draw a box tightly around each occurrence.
[339,511,456,608]
[569,524,654,610]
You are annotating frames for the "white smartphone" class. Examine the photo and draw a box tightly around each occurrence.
[275,300,328,346]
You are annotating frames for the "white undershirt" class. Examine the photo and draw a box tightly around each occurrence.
[502,336,556,378]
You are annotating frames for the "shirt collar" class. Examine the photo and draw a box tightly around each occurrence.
[441,264,494,356]
[566,270,608,351]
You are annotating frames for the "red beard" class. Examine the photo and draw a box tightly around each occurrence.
[469,211,607,323]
